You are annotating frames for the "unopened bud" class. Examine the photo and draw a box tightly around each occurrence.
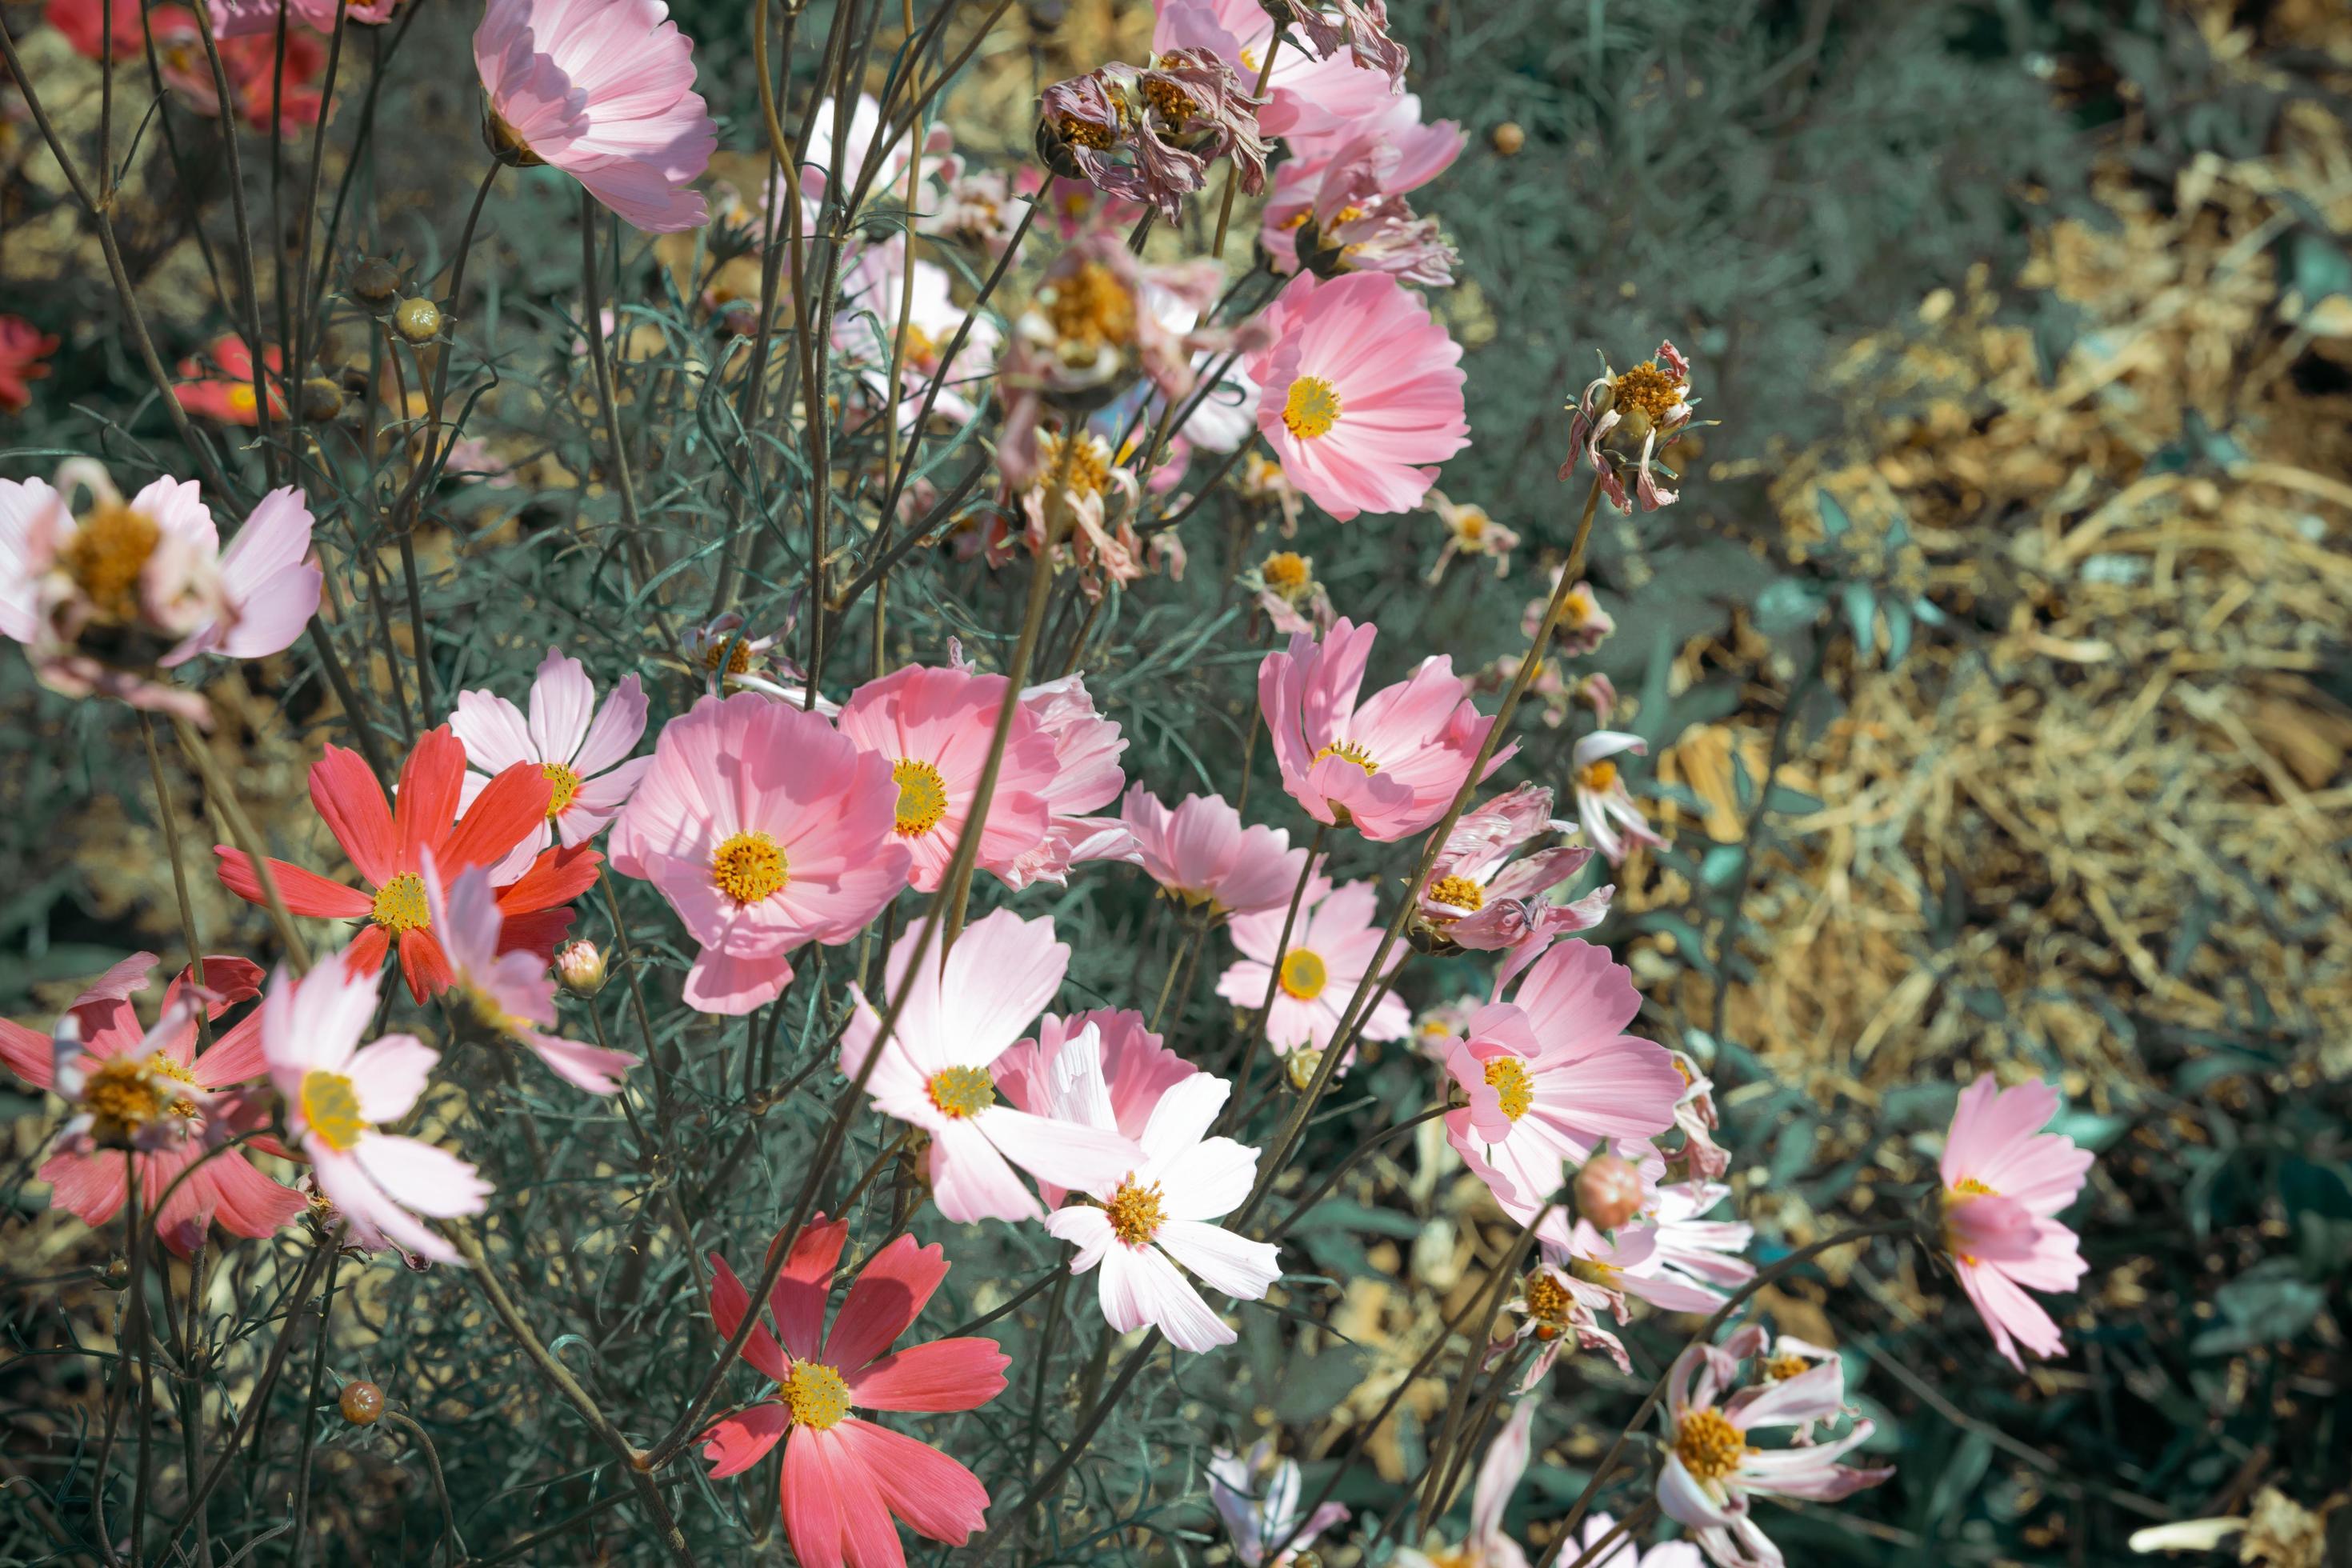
[1491,122,1526,156]
[1284,1048,1324,1092]
[393,297,442,345]
[349,256,400,306]
[554,938,607,997]
[338,1381,384,1425]
[1573,1151,1644,1231]
[299,377,344,422]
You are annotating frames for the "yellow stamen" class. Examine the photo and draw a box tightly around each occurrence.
[1430,874,1484,912]
[59,503,161,622]
[1951,1175,1998,1197]
[891,758,950,838]
[1483,1058,1534,1121]
[711,831,788,905]
[782,1361,852,1430]
[1042,259,1137,351]
[1763,1353,1811,1382]
[1106,1178,1166,1245]
[1611,360,1681,424]
[1523,1270,1571,1326]
[1674,1408,1749,1482]
[1038,431,1110,499]
[1278,949,1327,1001]
[1313,739,1378,775]
[300,1070,366,1154]
[1577,759,1618,793]
[81,1057,174,1141]
[702,638,755,675]
[541,762,581,818]
[1141,70,1198,122]
[927,1066,997,1118]
[1282,375,1342,438]
[1261,551,1310,594]
[154,1053,202,1119]
[370,873,430,935]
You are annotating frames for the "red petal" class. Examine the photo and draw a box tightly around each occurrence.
[392,726,467,870]
[345,925,391,974]
[826,1235,950,1372]
[444,762,554,874]
[701,1403,788,1480]
[310,745,396,886]
[771,1217,851,1362]
[398,930,454,1002]
[213,847,373,918]
[707,1253,790,1382]
[494,906,575,960]
[494,842,602,913]
[845,1338,1010,1414]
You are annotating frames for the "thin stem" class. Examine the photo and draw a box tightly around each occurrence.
[1210,37,1281,256]
[173,717,311,969]
[287,1246,341,1568]
[381,1413,466,1566]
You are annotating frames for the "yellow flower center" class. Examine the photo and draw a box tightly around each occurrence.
[1429,874,1485,912]
[1483,1058,1534,1121]
[1523,1270,1571,1326]
[782,1361,852,1430]
[60,503,161,622]
[1674,1408,1750,1482]
[927,1066,997,1118]
[1762,1353,1811,1382]
[226,383,259,416]
[711,831,789,906]
[901,323,939,365]
[81,1057,174,1140]
[1261,550,1310,594]
[1055,112,1122,151]
[1942,1175,2002,1266]
[891,758,950,838]
[1282,375,1342,438]
[1576,759,1618,793]
[370,873,430,935]
[1312,739,1378,775]
[300,1069,366,1154]
[1043,259,1137,350]
[1278,949,1327,1001]
[1141,68,1198,122]
[1563,587,1595,622]
[453,981,526,1042]
[1570,1256,1622,1288]
[1106,1178,1166,1245]
[1038,431,1110,499]
[702,638,755,674]
[154,1052,202,1119]
[541,762,582,818]
[1951,1175,1998,1198]
[1612,360,1681,425]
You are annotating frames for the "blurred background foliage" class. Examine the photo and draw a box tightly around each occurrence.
[5,0,2352,1562]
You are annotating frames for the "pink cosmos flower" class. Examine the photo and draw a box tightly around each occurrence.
[679,611,834,712]
[834,238,1002,431]
[1535,1176,1755,1317]
[1657,1325,1892,1568]
[1217,875,1410,1058]
[1939,1075,2093,1369]
[834,663,1062,894]
[1394,1400,1534,1568]
[1527,572,1614,657]
[0,954,304,1254]
[995,1007,1196,1206]
[1417,782,1609,982]
[1035,1046,1281,1351]
[474,0,717,233]
[208,0,398,34]
[1573,731,1663,865]
[1440,940,1686,1225]
[424,859,635,1094]
[1286,138,1457,288]
[1262,90,1463,257]
[839,910,1141,1224]
[1209,1442,1350,1568]
[606,692,910,1014]
[1118,787,1308,916]
[1499,1254,1632,1384]
[698,1220,1009,1568]
[1258,618,1508,841]
[1154,0,1397,138]
[0,315,60,413]
[995,673,1134,890]
[259,950,492,1265]
[1246,272,1468,521]
[450,646,653,879]
[1562,1514,1705,1568]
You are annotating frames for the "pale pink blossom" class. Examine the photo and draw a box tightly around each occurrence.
[1562,1514,1705,1568]
[1441,940,1685,1224]
[993,673,1134,890]
[1573,731,1663,865]
[1537,1178,1755,1315]
[1261,90,1464,263]
[1036,1039,1280,1351]
[1656,1326,1892,1568]
[1667,1050,1730,1179]
[1395,1399,1534,1568]
[449,646,652,880]
[1417,783,1608,982]
[835,237,1002,430]
[1118,787,1307,916]
[1940,1076,2093,1369]
[607,692,910,1014]
[1217,875,1410,1056]
[680,611,834,711]
[996,1007,1197,1206]
[839,910,1141,1225]
[1259,618,1509,841]
[424,858,635,1094]
[1526,571,1614,657]
[259,950,491,1264]
[1209,1442,1350,1568]
[474,0,718,233]
[1286,137,1458,288]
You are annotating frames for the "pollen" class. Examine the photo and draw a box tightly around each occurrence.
[1106,1178,1166,1245]
[1762,1353,1811,1382]
[1261,551,1310,594]
[1141,70,1198,122]
[300,1069,367,1154]
[1611,359,1681,425]
[1282,375,1342,438]
[1674,1408,1750,1482]
[891,758,950,838]
[927,1066,997,1118]
[1483,1057,1534,1120]
[1563,586,1595,623]
[541,762,582,818]
[370,872,431,934]
[1312,739,1378,775]
[59,503,161,622]
[1951,1175,1998,1197]
[81,1057,174,1141]
[154,1053,203,1119]
[782,1361,852,1430]
[711,831,788,905]
[1038,431,1110,499]
[901,323,940,365]
[1278,949,1327,1001]
[1429,874,1485,912]
[702,638,755,675]
[1576,759,1618,794]
[1042,259,1137,351]
[1523,1270,1570,1325]
[1055,112,1121,151]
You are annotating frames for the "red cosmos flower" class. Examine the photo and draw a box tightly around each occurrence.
[43,0,142,60]
[214,726,601,1002]
[173,337,286,426]
[0,317,61,414]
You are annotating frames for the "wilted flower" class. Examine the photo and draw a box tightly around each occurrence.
[1036,50,1270,222]
[1575,672,1619,724]
[1526,570,1614,656]
[1498,1257,1631,1383]
[1000,428,1149,587]
[1571,731,1663,865]
[1426,492,1518,582]
[1563,340,1698,513]
[1210,1442,1350,1568]
[1238,450,1308,536]
[1289,137,1457,288]
[0,316,59,413]
[1939,1076,2092,1369]
[1261,0,1411,90]
[1414,782,1608,980]
[1243,549,1335,636]
[1666,1050,1729,1178]
[679,611,834,710]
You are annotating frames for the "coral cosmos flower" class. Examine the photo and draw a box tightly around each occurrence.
[1939,1075,2093,1369]
[1036,1046,1281,1351]
[173,337,283,425]
[1217,874,1411,1058]
[698,1220,1009,1568]
[606,692,909,1014]
[209,0,398,36]
[258,950,492,1264]
[474,0,718,233]
[1209,1442,1350,1568]
[994,1007,1197,1206]
[1572,731,1663,866]
[1394,1400,1534,1568]
[1258,618,1508,840]
[46,0,142,56]
[834,663,1062,894]
[1441,940,1686,1224]
[0,954,305,1254]
[1415,783,1608,981]
[839,910,1142,1224]
[425,860,634,1093]
[1656,1326,1892,1568]
[1246,272,1467,522]
[1118,786,1309,916]
[1565,340,1698,513]
[0,316,60,412]
[157,12,328,134]
[449,646,653,878]
[215,726,600,1002]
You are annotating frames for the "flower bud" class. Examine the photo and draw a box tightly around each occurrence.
[1491,122,1526,156]
[393,298,442,345]
[1284,1048,1324,1092]
[554,938,607,997]
[299,377,344,422]
[349,256,400,306]
[1572,1151,1644,1231]
[338,1381,385,1425]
